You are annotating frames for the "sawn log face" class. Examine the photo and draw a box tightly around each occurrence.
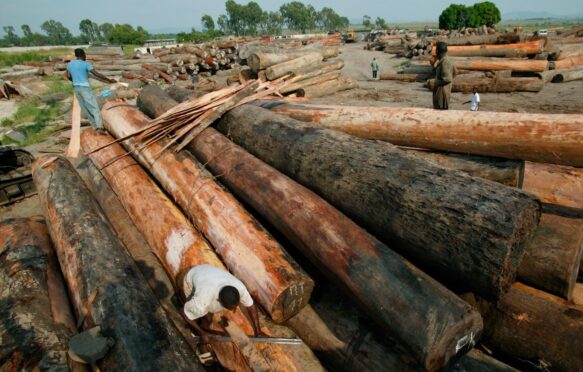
[215,105,541,301]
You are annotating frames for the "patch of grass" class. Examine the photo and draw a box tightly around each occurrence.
[1,118,14,127]
[0,48,73,67]
[123,45,141,57]
[394,61,410,68]
[43,75,73,95]
[4,98,63,145]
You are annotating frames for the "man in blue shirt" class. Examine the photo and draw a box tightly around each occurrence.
[65,49,116,130]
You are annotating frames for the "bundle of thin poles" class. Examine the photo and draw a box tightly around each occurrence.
[87,77,291,168]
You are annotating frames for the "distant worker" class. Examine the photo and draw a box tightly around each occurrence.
[432,42,456,110]
[464,86,480,111]
[371,57,379,80]
[65,49,116,130]
[180,264,264,343]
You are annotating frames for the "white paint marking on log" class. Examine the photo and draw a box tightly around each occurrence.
[165,228,196,274]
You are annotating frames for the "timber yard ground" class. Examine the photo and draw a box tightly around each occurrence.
[1,41,583,219]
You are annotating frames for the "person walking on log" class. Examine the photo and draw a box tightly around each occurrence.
[464,86,480,111]
[180,264,265,340]
[432,42,456,110]
[65,48,116,130]
[371,57,379,80]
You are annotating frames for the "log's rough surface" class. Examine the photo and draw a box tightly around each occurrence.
[517,214,583,300]
[216,105,541,301]
[521,162,583,211]
[261,102,583,167]
[0,217,77,371]
[32,156,199,371]
[437,40,544,57]
[480,284,583,372]
[450,57,548,72]
[188,127,483,371]
[427,76,544,93]
[102,103,313,323]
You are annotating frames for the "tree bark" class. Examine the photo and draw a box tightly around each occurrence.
[31,156,200,371]
[288,59,345,82]
[281,71,342,94]
[437,40,545,58]
[215,105,541,301]
[165,85,203,102]
[479,283,583,372]
[550,55,583,69]
[557,44,583,60]
[248,48,338,72]
[427,76,544,93]
[187,126,483,371]
[300,76,358,97]
[435,33,521,46]
[517,213,583,300]
[137,85,179,118]
[402,149,524,187]
[102,103,313,324]
[379,73,432,81]
[260,102,583,167]
[266,53,323,80]
[0,217,82,371]
[450,57,548,72]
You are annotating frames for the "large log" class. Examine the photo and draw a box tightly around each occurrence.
[450,57,548,72]
[427,76,544,93]
[436,33,521,46]
[402,149,524,187]
[0,217,79,370]
[550,55,583,69]
[265,53,323,80]
[551,66,583,82]
[436,40,545,58]
[32,156,200,371]
[300,76,358,97]
[288,59,344,82]
[281,71,342,94]
[261,102,583,167]
[248,48,338,72]
[517,214,583,300]
[379,73,432,81]
[557,44,583,60]
[71,156,198,353]
[165,85,203,102]
[286,285,514,372]
[187,126,483,371]
[102,102,313,323]
[479,283,583,371]
[216,105,541,300]
[520,162,583,211]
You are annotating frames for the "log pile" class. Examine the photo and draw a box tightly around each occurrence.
[4,74,583,372]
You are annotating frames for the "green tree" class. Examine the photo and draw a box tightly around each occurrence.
[363,15,371,28]
[201,14,215,32]
[21,25,32,38]
[2,26,19,45]
[242,1,264,35]
[317,7,347,31]
[217,14,229,33]
[100,23,114,42]
[280,1,317,33]
[109,24,148,45]
[260,11,283,35]
[41,20,73,45]
[375,17,387,29]
[439,4,469,30]
[79,19,101,42]
[472,1,501,27]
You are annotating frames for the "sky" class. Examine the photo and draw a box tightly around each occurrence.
[1,0,581,35]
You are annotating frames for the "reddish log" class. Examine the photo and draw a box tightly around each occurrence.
[435,40,545,58]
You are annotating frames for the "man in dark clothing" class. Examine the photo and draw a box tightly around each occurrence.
[432,42,456,110]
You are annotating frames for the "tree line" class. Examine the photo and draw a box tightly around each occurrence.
[438,1,501,30]
[1,20,150,47]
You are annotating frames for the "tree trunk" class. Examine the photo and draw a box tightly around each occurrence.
[0,217,82,371]
[435,33,521,46]
[165,85,203,102]
[260,102,583,167]
[187,126,483,371]
[450,57,548,72]
[557,44,583,60]
[550,55,583,69]
[31,156,201,371]
[479,283,583,372]
[551,67,583,82]
[266,53,323,80]
[101,103,313,324]
[402,65,434,74]
[427,76,544,93]
[281,71,342,94]
[137,85,178,119]
[248,48,338,72]
[402,149,524,187]
[379,73,432,81]
[216,105,541,300]
[142,63,173,82]
[520,162,583,212]
[71,156,200,354]
[288,60,345,82]
[517,214,583,300]
[437,40,544,58]
[300,76,358,97]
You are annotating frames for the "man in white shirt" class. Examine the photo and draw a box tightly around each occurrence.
[464,87,480,111]
[179,264,264,343]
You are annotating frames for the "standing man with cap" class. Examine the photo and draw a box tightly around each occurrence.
[432,42,456,110]
[65,48,116,130]
[371,57,379,80]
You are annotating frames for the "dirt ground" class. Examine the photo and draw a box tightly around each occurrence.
[2,41,582,219]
